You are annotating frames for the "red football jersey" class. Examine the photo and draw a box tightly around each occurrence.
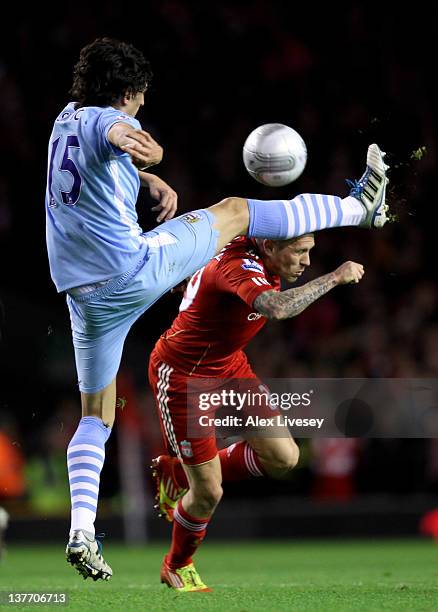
[153,237,280,376]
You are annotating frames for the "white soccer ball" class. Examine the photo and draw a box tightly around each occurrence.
[243,123,307,187]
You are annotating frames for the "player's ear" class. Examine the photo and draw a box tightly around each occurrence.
[122,90,133,104]
[263,239,276,256]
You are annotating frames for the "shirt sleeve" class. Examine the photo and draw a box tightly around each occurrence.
[97,108,142,158]
[216,255,276,307]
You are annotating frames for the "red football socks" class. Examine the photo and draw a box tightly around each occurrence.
[218,440,266,481]
[171,441,266,486]
[167,500,210,568]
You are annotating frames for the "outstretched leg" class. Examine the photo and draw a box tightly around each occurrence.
[208,143,389,252]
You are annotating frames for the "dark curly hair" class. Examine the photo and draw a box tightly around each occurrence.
[70,37,153,107]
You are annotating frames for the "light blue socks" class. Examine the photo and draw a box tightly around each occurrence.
[67,416,111,536]
[248,194,363,239]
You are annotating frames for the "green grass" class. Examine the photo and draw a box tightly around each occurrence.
[1,540,438,611]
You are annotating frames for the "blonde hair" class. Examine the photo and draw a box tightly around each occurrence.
[256,233,314,251]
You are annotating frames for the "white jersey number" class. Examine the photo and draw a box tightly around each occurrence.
[179,266,206,312]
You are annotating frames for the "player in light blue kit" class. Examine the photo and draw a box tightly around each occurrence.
[45,38,390,581]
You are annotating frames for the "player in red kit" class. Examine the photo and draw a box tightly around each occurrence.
[148,233,365,591]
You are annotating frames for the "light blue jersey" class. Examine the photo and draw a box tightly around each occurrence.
[45,103,148,292]
[45,102,220,393]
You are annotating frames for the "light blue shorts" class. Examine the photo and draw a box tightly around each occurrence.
[66,210,219,393]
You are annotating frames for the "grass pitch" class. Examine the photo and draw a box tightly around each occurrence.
[1,540,438,611]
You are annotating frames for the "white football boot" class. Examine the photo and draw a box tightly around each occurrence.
[66,529,112,581]
[349,143,390,228]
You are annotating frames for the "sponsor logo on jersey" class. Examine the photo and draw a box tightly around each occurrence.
[182,213,202,224]
[242,258,264,273]
[180,440,194,458]
[248,312,263,321]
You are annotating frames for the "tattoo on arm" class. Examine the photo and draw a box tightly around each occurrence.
[254,273,338,320]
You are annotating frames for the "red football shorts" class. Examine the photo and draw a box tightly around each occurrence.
[148,349,275,465]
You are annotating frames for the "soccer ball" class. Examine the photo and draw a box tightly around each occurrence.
[243,123,307,187]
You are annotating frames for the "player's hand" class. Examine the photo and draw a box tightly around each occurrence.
[121,129,163,169]
[333,261,365,285]
[145,174,178,222]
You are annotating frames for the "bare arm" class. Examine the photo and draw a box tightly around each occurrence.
[107,125,175,222]
[254,261,364,320]
[107,123,163,169]
[138,172,178,222]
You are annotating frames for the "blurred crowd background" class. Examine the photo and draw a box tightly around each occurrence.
[1,3,437,537]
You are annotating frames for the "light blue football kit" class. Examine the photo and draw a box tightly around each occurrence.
[46,103,219,392]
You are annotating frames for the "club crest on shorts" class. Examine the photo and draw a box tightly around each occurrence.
[180,440,193,458]
[182,213,202,224]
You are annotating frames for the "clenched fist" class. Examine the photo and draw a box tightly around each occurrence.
[333,261,365,285]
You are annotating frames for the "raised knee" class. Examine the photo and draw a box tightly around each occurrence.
[268,442,300,476]
[220,196,247,218]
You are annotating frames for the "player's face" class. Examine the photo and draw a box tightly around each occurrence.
[124,91,145,117]
[265,235,315,283]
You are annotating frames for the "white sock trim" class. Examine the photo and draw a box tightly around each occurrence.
[70,507,96,537]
